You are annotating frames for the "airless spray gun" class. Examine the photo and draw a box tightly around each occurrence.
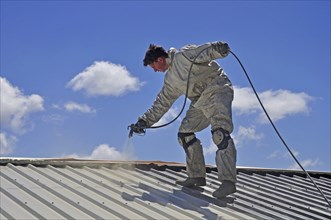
[128,123,146,138]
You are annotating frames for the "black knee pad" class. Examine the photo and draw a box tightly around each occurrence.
[178,132,197,151]
[211,127,231,150]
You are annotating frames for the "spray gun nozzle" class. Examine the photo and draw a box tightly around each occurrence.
[128,124,134,138]
[128,123,146,138]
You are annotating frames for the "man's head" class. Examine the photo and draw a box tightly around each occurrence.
[143,44,169,72]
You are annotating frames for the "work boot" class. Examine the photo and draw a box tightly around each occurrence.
[176,177,206,187]
[212,181,236,198]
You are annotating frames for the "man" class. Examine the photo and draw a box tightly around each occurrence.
[131,41,237,198]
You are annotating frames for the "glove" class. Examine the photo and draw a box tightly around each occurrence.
[128,119,147,137]
[217,42,230,57]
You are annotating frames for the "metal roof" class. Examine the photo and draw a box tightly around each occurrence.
[1,158,330,220]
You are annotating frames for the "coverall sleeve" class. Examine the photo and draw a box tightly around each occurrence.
[139,81,182,127]
[181,41,229,64]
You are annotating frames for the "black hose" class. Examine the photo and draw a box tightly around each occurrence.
[230,50,331,208]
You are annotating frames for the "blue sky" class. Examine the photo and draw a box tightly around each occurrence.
[1,1,330,171]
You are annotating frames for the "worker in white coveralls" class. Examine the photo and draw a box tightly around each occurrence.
[131,41,237,198]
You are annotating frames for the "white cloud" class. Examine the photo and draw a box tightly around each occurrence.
[0,132,17,155]
[288,158,321,170]
[51,104,62,110]
[42,114,66,125]
[233,126,264,147]
[233,86,259,115]
[0,77,44,133]
[267,150,321,170]
[67,61,143,96]
[64,102,96,113]
[203,140,218,156]
[89,144,123,160]
[267,149,299,159]
[204,126,263,154]
[233,86,313,123]
[63,142,136,160]
[267,150,281,159]
[283,150,299,159]
[258,89,313,122]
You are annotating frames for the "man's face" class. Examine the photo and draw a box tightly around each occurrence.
[149,57,168,72]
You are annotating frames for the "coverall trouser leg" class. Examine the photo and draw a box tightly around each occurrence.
[178,76,237,183]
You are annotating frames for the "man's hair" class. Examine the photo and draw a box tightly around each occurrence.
[143,44,169,66]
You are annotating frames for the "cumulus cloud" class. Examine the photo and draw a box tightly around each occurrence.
[288,158,321,170]
[233,86,313,123]
[42,114,66,125]
[0,77,44,133]
[88,144,123,160]
[64,102,96,113]
[283,150,300,159]
[267,149,321,170]
[204,126,263,154]
[63,142,136,160]
[203,140,218,156]
[233,86,259,115]
[233,126,264,147]
[67,61,143,96]
[0,132,17,155]
[267,149,299,159]
[267,150,281,159]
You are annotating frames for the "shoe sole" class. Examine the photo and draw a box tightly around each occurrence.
[176,182,206,187]
[212,189,236,199]
[195,183,206,187]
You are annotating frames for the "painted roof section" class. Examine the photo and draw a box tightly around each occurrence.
[1,158,330,220]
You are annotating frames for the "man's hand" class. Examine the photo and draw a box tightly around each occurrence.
[217,42,230,57]
[128,119,147,137]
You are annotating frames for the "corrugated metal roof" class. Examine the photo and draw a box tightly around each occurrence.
[1,158,330,220]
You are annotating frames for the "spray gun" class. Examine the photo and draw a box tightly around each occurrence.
[128,123,146,138]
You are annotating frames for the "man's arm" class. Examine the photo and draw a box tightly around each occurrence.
[180,41,230,64]
[139,81,182,127]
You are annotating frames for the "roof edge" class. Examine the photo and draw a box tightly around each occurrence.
[1,157,330,178]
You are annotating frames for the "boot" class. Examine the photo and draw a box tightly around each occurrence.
[212,181,236,198]
[176,177,206,187]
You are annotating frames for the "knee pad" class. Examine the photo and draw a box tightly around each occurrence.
[178,132,197,151]
[212,127,231,150]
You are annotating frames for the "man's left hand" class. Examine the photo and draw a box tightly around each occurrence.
[218,42,230,57]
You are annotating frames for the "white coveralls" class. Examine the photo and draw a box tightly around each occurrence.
[140,42,237,183]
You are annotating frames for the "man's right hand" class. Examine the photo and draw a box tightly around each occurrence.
[128,119,147,137]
